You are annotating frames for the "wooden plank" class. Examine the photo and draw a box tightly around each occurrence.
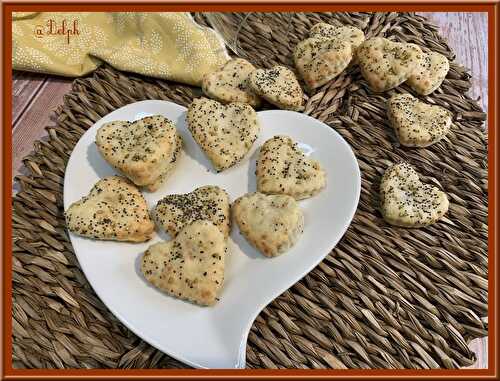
[12,72,47,127]
[466,337,488,369]
[417,12,488,113]
[416,12,488,370]
[12,76,73,177]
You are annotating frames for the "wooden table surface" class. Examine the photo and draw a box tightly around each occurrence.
[11,12,489,369]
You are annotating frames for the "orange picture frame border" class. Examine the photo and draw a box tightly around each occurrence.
[1,2,498,379]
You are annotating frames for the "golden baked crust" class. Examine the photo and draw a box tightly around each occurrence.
[65,176,154,242]
[257,136,326,200]
[407,51,450,95]
[247,66,304,111]
[380,163,449,227]
[294,38,352,89]
[141,220,226,306]
[154,185,231,238]
[357,37,424,92]
[186,98,260,172]
[144,133,183,192]
[233,192,304,257]
[310,23,365,51]
[293,23,365,89]
[202,58,261,107]
[96,115,180,189]
[387,93,452,147]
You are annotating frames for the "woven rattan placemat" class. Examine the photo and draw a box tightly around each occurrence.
[12,12,488,369]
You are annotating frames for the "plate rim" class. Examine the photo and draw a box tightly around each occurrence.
[63,100,361,369]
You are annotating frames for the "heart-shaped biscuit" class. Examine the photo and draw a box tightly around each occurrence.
[380,162,449,227]
[186,98,260,172]
[387,93,452,147]
[141,220,226,306]
[233,192,304,257]
[357,37,424,92]
[294,37,353,89]
[96,115,182,191]
[247,66,304,111]
[256,136,326,200]
[154,185,231,238]
[407,51,450,95]
[293,23,365,89]
[65,176,154,242]
[145,134,183,192]
[309,23,365,51]
[202,58,261,107]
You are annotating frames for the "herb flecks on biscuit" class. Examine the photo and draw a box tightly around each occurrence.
[380,162,449,228]
[187,98,260,172]
[65,176,154,242]
[257,135,326,200]
[141,220,226,306]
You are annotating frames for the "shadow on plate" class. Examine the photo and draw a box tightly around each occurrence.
[246,148,260,194]
[229,228,263,261]
[86,143,117,179]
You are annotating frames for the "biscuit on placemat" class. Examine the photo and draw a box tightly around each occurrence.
[388,93,452,147]
[154,185,231,238]
[186,98,260,172]
[294,37,353,90]
[233,192,304,257]
[407,51,450,95]
[357,37,424,92]
[310,23,365,50]
[380,162,449,228]
[96,115,182,191]
[293,23,365,89]
[141,220,226,306]
[257,136,326,200]
[247,66,304,111]
[65,176,154,242]
[202,58,261,107]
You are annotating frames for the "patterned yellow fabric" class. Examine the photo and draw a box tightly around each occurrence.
[12,12,229,86]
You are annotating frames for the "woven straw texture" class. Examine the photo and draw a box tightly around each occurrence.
[12,12,487,369]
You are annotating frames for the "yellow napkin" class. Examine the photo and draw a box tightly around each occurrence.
[12,12,229,86]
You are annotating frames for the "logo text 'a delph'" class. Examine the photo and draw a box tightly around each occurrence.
[34,19,80,44]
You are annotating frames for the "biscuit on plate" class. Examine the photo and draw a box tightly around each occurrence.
[357,37,424,92]
[154,185,231,238]
[247,66,304,111]
[145,134,183,192]
[95,115,182,191]
[233,192,304,257]
[380,162,449,228]
[141,220,226,306]
[202,58,261,107]
[387,93,452,147]
[65,176,154,242]
[186,98,260,172]
[257,135,326,200]
[407,51,450,95]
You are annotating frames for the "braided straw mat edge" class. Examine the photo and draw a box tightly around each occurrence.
[12,12,488,369]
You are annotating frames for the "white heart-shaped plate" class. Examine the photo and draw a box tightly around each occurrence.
[63,100,361,369]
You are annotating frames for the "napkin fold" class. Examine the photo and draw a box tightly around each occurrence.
[12,12,229,86]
